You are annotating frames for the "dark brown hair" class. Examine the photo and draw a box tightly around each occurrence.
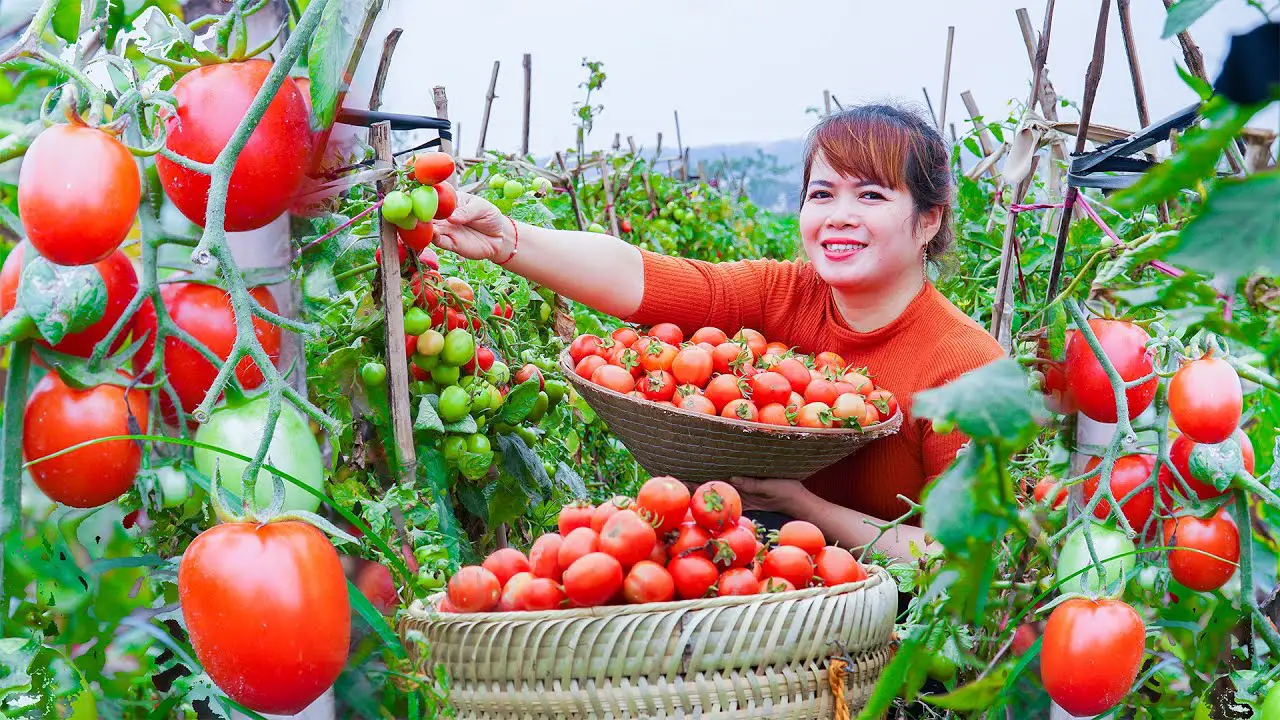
[801,103,954,260]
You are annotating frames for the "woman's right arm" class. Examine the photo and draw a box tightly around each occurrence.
[431,191,645,319]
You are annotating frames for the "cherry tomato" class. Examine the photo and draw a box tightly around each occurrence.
[814,351,846,372]
[1041,598,1144,717]
[1164,508,1239,591]
[482,548,531,588]
[669,522,713,559]
[668,555,719,599]
[1065,319,1156,423]
[600,509,658,569]
[721,398,759,421]
[635,476,691,534]
[569,334,605,364]
[398,221,435,254]
[448,566,501,612]
[865,388,897,419]
[516,577,566,611]
[623,560,675,603]
[496,572,533,612]
[558,502,595,536]
[717,568,760,597]
[591,496,632,533]
[1033,476,1067,509]
[611,326,640,348]
[762,545,816,589]
[795,402,834,428]
[704,374,746,411]
[758,403,793,426]
[638,340,678,373]
[637,369,677,401]
[558,527,601,569]
[679,393,717,415]
[563,552,624,607]
[691,481,742,532]
[1168,355,1242,444]
[691,326,728,345]
[777,521,826,556]
[762,577,796,593]
[775,358,812,394]
[749,371,791,407]
[592,363,636,394]
[648,322,684,346]
[813,546,867,586]
[803,379,838,406]
[710,524,758,570]
[528,533,564,581]
[413,152,455,185]
[671,346,714,387]
[711,342,753,375]
[734,329,767,358]
[1083,455,1156,535]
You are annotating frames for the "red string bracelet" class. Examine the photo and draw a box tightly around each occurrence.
[496,217,519,266]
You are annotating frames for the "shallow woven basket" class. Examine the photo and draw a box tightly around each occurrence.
[400,566,898,719]
[559,350,903,482]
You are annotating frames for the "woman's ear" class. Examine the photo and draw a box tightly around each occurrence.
[916,205,944,247]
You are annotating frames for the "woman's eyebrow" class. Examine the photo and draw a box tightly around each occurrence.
[807,180,835,188]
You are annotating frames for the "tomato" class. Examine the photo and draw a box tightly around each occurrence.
[814,351,846,372]
[606,345,642,379]
[0,244,138,357]
[776,358,812,394]
[590,496,631,532]
[600,509,658,568]
[1083,455,1156,535]
[721,398,759,421]
[831,393,868,427]
[447,565,501,613]
[691,326,729,345]
[356,560,409,614]
[1065,319,1157,423]
[1056,524,1135,596]
[1164,509,1239,591]
[762,577,796,593]
[135,282,281,417]
[575,355,607,381]
[563,552,624,607]
[623,560,675,603]
[529,533,564,581]
[668,555,719,599]
[679,393,717,415]
[193,395,325,516]
[179,521,348,714]
[23,373,146,508]
[756,403,791,426]
[635,476,691,534]
[398,221,435,254]
[558,527,601,569]
[611,327,640,347]
[734,329,767,358]
[637,369,677,401]
[158,60,309,231]
[648,322,684,346]
[795,402,834,428]
[1168,355,1242,445]
[717,568,759,597]
[514,363,545,390]
[569,334,605,364]
[762,546,815,589]
[19,124,140,265]
[710,524,757,569]
[433,182,458,220]
[1041,598,1145,717]
[711,342,752,375]
[497,572,534,612]
[704,374,746,411]
[517,577,566,611]
[592,364,637,394]
[748,371,790,406]
[413,151,455,185]
[691,481,742,532]
[558,502,594,536]
[437,328,473,367]
[865,388,898,419]
[482,548,531,588]
[671,346,714,386]
[1033,476,1067,508]
[638,340,678,373]
[437,386,470,423]
[670,522,713,558]
[814,546,867,586]
[777,521,825,556]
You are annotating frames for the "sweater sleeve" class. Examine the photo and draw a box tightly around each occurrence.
[624,249,799,335]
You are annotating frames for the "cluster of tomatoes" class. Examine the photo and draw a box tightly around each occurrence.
[441,477,869,613]
[569,323,898,429]
[379,152,459,256]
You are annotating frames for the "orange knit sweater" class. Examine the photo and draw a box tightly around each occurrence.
[625,250,1004,522]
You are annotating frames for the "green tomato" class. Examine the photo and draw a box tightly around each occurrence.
[515,425,537,446]
[926,653,957,682]
[465,433,491,454]
[413,353,439,372]
[410,185,439,222]
[587,222,606,233]
[503,179,525,199]
[532,176,553,194]
[488,173,508,190]
[1056,523,1136,597]
[417,379,439,396]
[539,303,552,323]
[361,361,388,386]
[471,385,495,411]
[442,435,466,460]
[438,385,472,423]
[153,465,194,509]
[403,307,430,336]
[489,388,504,412]
[659,206,672,218]
[533,357,557,374]
[544,379,568,407]
[417,567,447,592]
[486,361,510,386]
[536,287,556,304]
[440,329,475,367]
[527,391,550,423]
[543,460,556,477]
[431,364,460,386]
[382,190,413,222]
[417,329,445,357]
[193,397,324,518]
[459,374,478,388]
[1261,683,1280,719]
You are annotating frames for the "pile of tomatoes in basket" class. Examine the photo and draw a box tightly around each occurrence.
[569,323,898,429]
[440,477,869,613]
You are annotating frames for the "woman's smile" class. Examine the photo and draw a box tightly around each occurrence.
[819,236,868,262]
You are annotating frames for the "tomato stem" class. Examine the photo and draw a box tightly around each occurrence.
[0,340,32,610]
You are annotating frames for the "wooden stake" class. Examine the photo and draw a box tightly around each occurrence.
[627,136,637,155]
[823,90,832,116]
[1115,1,1149,127]
[697,159,707,181]
[555,151,586,230]
[654,132,663,161]
[1017,6,1060,121]
[521,53,532,157]
[476,59,500,157]
[1160,0,1208,82]
[613,133,621,151]
[367,29,402,113]
[938,26,955,130]
[673,111,684,170]
[922,86,938,126]
[961,90,996,159]
[601,153,620,237]
[431,86,455,184]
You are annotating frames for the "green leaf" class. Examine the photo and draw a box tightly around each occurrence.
[496,433,551,504]
[0,636,39,696]
[32,345,139,391]
[923,450,1002,550]
[924,667,1012,710]
[455,482,489,523]
[458,450,493,481]
[488,478,528,527]
[572,391,597,423]
[442,414,478,435]
[1169,171,1280,278]
[1046,302,1066,360]
[17,254,107,345]
[1162,0,1218,39]
[413,396,444,433]
[499,379,541,424]
[913,358,1043,448]
[417,448,465,561]
[508,200,558,229]
[857,625,930,719]
[555,461,589,500]
[1093,231,1182,287]
[303,259,337,303]
[305,0,376,131]
[52,0,81,43]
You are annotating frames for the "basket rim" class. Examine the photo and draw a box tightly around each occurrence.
[558,349,903,438]
[408,564,892,624]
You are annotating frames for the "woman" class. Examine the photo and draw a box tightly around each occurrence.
[431,104,1003,560]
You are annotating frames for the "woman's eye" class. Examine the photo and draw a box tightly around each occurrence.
[861,191,885,200]
[808,190,831,200]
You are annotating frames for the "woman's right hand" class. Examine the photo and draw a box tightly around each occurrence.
[430,190,514,262]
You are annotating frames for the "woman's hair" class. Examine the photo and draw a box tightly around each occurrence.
[801,103,954,261]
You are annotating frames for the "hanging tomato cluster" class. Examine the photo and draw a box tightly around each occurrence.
[379,151,459,256]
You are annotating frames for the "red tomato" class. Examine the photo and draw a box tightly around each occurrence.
[623,560,675,603]
[758,403,793,426]
[795,402,834,428]
[591,496,632,533]
[611,327,640,348]
[865,389,897,419]
[691,481,743,532]
[497,572,534,612]
[528,533,564,581]
[19,125,140,265]
[592,364,636,394]
[704,374,747,411]
[762,577,796,593]
[648,543,669,565]
[831,393,868,427]
[710,524,758,569]
[0,244,138,357]
[569,334,605,364]
[563,552,624,607]
[517,577,566,611]
[413,152,455,185]
[482,548,531,588]
[447,565,501,613]
[814,546,867,586]
[355,562,401,614]
[600,509,658,568]
[679,393,717,415]
[841,371,873,394]
[777,521,825,556]
[179,521,349,715]
[803,379,838,406]
[609,345,644,378]
[134,282,281,417]
[711,342,753,375]
[734,328,767,358]
[1083,455,1157,535]
[1041,598,1145,717]
[749,371,791,406]
[648,322,684,346]
[638,340,678,373]
[763,341,789,355]
[558,502,595,536]
[558,527,601,569]
[691,326,729,345]
[669,522,713,558]
[635,476,691,534]
[397,221,435,254]
[1011,623,1039,656]
[1163,508,1239,591]
[23,373,148,508]
[433,182,458,219]
[717,568,759,597]
[1065,319,1157,423]
[814,351,846,372]
[158,60,310,231]
[721,398,759,421]
[575,355,607,381]
[514,363,545,390]
[1033,476,1067,509]
[762,546,815,589]
[668,555,719,599]
[776,358,812,394]
[671,346,714,387]
[637,369,677,401]
[1168,355,1242,444]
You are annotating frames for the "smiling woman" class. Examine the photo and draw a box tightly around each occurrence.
[431,102,1003,560]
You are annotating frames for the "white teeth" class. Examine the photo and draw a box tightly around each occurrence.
[825,243,859,252]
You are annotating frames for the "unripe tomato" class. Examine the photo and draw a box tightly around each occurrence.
[381,190,413,222]
[438,386,471,422]
[431,364,460,386]
[1065,319,1156,423]
[417,329,445,357]
[442,435,466,460]
[440,329,475,367]
[403,307,430,336]
[361,361,387,386]
[1168,355,1243,445]
[487,361,511,387]
[1056,523,1135,596]
[410,185,439,223]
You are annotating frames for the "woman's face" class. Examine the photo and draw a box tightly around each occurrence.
[799,153,939,293]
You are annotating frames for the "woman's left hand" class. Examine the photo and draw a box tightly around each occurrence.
[722,476,814,514]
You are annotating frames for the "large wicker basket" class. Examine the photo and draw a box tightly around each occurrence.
[559,350,903,482]
[400,566,898,718]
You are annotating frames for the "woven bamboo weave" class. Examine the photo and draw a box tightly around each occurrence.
[400,566,898,718]
[559,350,903,482]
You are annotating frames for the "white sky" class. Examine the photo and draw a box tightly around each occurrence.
[354,0,1274,156]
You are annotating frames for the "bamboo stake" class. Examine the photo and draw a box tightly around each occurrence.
[1017,4,1065,232]
[922,86,938,126]
[654,132,663,161]
[521,53,531,157]
[1115,1,1149,128]
[476,59,499,157]
[823,89,832,116]
[673,110,684,177]
[601,153,620,237]
[431,87,455,184]
[938,26,955,130]
[367,28,401,113]
[961,90,997,161]
[682,148,690,182]
[613,133,621,151]
[555,151,585,230]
